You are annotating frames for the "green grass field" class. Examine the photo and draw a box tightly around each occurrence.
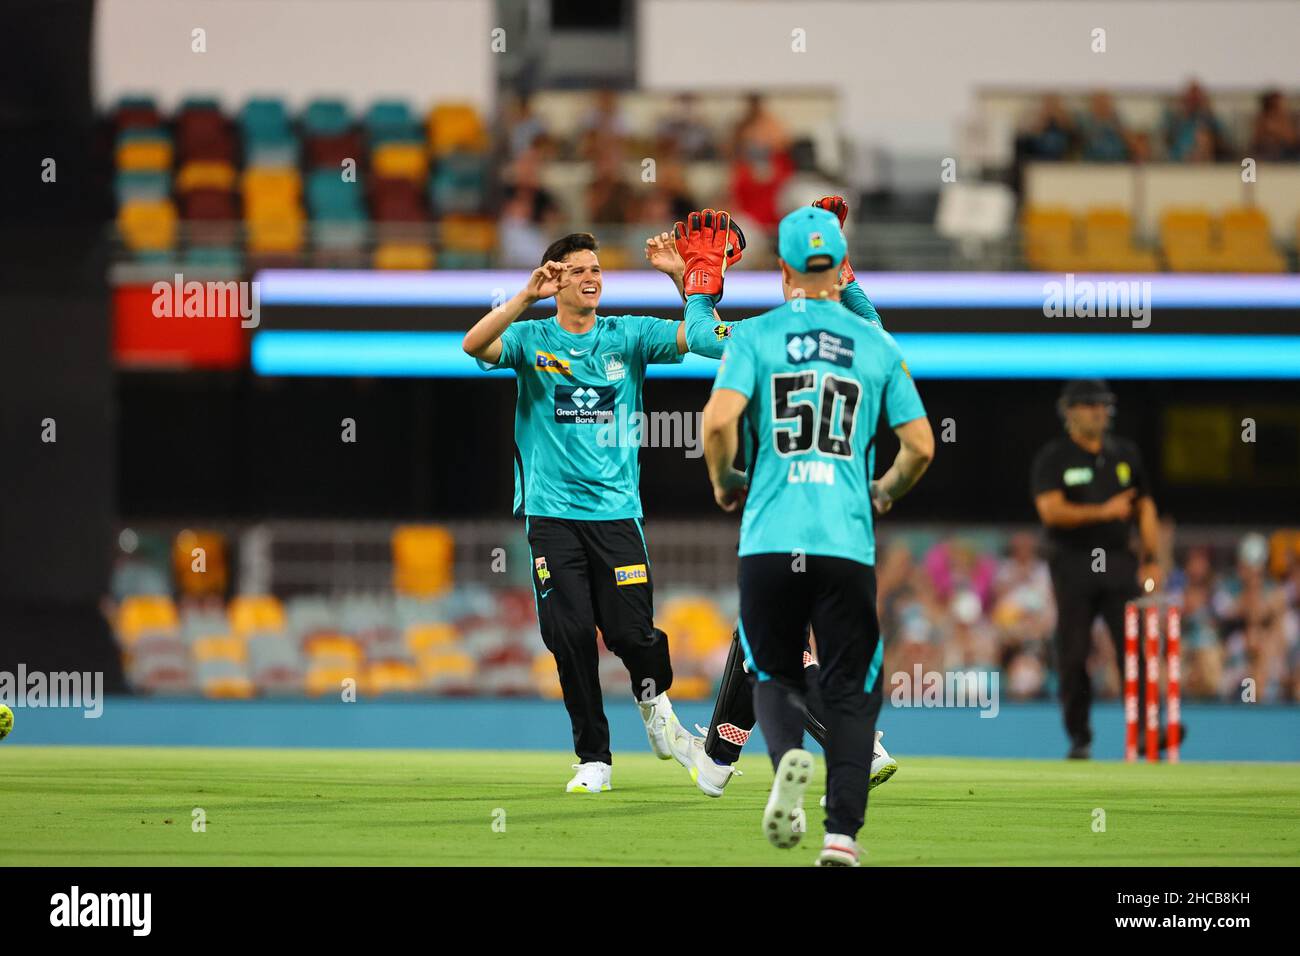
[2,747,1297,866]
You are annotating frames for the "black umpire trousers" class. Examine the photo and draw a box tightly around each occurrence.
[526,516,673,765]
[739,553,883,840]
[1048,548,1142,749]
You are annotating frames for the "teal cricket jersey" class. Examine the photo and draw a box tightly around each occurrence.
[476,314,683,520]
[711,297,926,565]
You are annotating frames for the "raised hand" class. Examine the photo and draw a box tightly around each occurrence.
[645,231,684,277]
[524,260,571,303]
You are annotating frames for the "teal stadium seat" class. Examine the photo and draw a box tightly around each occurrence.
[114,170,172,204]
[303,98,351,136]
[365,100,420,144]
[429,153,488,215]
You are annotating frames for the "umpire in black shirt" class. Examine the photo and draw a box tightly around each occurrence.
[1031,380,1163,759]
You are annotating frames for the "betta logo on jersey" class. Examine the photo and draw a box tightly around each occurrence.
[785,330,855,368]
[535,351,572,375]
[713,322,732,341]
[614,564,648,586]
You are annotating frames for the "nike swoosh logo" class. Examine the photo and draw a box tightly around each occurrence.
[568,349,589,356]
[540,590,553,599]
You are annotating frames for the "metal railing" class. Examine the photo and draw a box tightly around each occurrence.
[107,219,1023,283]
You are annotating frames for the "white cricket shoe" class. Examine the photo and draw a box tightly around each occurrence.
[818,730,899,809]
[637,692,693,767]
[762,749,814,849]
[870,730,899,790]
[816,833,860,867]
[565,761,612,793]
[685,734,741,797]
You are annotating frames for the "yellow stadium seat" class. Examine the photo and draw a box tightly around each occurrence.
[441,216,497,253]
[372,142,428,183]
[1221,207,1272,250]
[1081,209,1158,272]
[118,199,178,252]
[1159,208,1217,272]
[531,652,564,700]
[667,675,712,701]
[373,241,435,270]
[192,635,246,664]
[116,139,173,172]
[303,633,364,666]
[201,675,255,699]
[366,660,420,695]
[392,525,455,597]
[1219,208,1285,272]
[176,160,237,193]
[227,596,286,637]
[427,103,488,156]
[306,665,357,697]
[404,622,459,653]
[172,529,228,597]
[1269,530,1300,578]
[1021,206,1078,271]
[117,595,180,643]
[246,214,305,254]
[416,650,476,686]
[242,167,302,202]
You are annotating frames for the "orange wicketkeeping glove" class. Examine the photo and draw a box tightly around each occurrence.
[812,195,854,286]
[673,208,746,301]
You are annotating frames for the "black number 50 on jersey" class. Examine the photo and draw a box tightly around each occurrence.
[771,372,863,459]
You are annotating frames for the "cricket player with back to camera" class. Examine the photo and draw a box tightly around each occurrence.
[696,205,934,865]
[645,198,902,804]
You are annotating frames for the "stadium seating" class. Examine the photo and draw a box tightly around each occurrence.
[110,94,491,271]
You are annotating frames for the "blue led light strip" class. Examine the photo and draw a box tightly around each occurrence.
[252,330,1300,379]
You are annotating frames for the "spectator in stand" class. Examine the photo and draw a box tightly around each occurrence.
[1249,89,1300,161]
[578,89,630,162]
[728,93,794,230]
[498,146,563,267]
[1177,549,1225,699]
[655,92,717,161]
[1284,555,1300,702]
[585,150,636,224]
[1214,533,1289,701]
[923,538,997,613]
[1163,80,1229,161]
[991,532,1054,699]
[1078,92,1131,162]
[502,92,552,160]
[777,138,843,213]
[1024,93,1079,160]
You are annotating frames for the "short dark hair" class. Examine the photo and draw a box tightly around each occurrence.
[541,232,598,268]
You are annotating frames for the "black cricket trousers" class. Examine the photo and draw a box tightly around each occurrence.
[526,516,673,764]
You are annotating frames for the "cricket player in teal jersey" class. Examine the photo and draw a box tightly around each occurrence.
[697,206,935,866]
[647,200,903,804]
[462,229,744,794]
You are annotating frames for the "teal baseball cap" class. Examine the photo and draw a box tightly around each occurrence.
[777,206,847,273]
